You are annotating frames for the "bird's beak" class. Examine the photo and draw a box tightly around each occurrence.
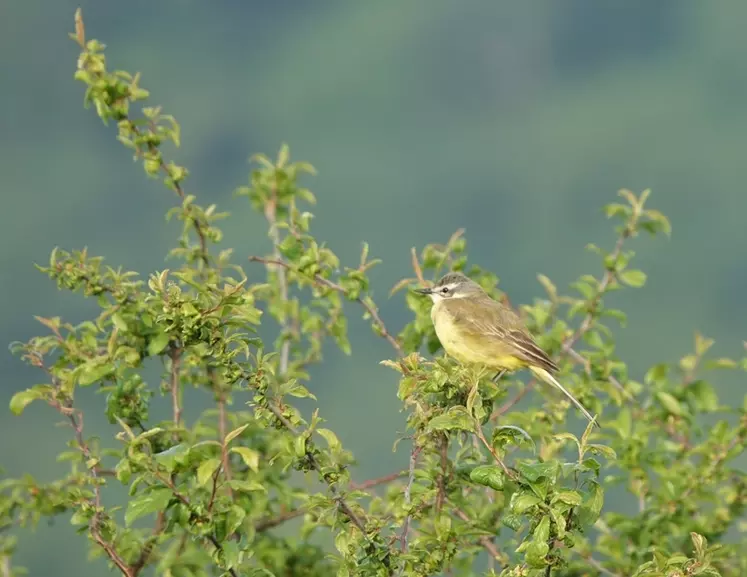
[414,287,433,295]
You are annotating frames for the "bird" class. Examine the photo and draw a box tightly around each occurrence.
[414,271,597,426]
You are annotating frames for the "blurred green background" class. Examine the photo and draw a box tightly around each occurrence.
[2,2,747,574]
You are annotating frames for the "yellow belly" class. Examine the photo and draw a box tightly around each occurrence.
[432,304,526,371]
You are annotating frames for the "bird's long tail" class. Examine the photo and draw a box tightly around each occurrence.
[529,366,598,427]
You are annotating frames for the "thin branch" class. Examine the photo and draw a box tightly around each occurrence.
[149,472,238,577]
[213,367,233,502]
[248,256,404,356]
[474,425,512,478]
[494,383,533,417]
[206,535,239,577]
[436,435,448,512]
[584,555,622,577]
[398,444,422,553]
[130,512,165,577]
[254,471,406,533]
[66,408,132,576]
[131,131,210,267]
[263,186,292,374]
[410,247,425,285]
[453,508,502,562]
[90,530,133,577]
[264,402,370,537]
[254,507,307,532]
[562,233,628,355]
[168,347,182,431]
[350,470,407,491]
[218,397,233,492]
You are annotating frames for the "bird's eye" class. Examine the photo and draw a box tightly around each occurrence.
[441,287,449,294]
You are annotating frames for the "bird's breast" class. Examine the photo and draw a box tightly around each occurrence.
[431,301,526,370]
[431,302,477,362]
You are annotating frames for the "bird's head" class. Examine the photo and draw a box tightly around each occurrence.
[414,272,485,303]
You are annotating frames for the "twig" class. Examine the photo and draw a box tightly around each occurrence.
[213,367,233,501]
[254,471,406,533]
[584,555,621,577]
[562,233,627,355]
[254,507,307,532]
[494,383,533,417]
[131,130,210,267]
[398,444,422,552]
[66,408,133,576]
[453,508,502,562]
[350,470,407,491]
[264,402,370,538]
[410,248,425,285]
[218,398,232,492]
[436,435,448,512]
[168,347,182,431]
[206,535,239,577]
[263,184,292,374]
[474,425,512,478]
[248,256,403,356]
[149,472,238,577]
[130,512,165,576]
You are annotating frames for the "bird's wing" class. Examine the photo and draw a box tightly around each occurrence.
[447,297,559,374]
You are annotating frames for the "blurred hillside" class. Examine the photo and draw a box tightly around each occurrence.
[2,2,747,575]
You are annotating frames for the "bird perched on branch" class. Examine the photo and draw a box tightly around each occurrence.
[415,271,597,426]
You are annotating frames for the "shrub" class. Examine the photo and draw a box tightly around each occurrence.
[2,10,745,577]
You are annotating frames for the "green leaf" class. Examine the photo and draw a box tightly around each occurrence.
[704,357,737,370]
[645,363,669,385]
[583,330,605,350]
[656,391,684,416]
[549,507,566,538]
[317,428,342,452]
[224,424,249,445]
[111,312,129,332]
[280,380,317,400]
[154,443,189,472]
[492,425,536,453]
[644,209,672,237]
[148,332,171,356]
[525,539,550,568]
[426,406,475,433]
[691,532,707,560]
[553,490,582,506]
[469,465,505,491]
[553,432,581,456]
[78,362,114,386]
[586,444,617,460]
[9,385,51,415]
[230,447,260,472]
[694,332,714,356]
[619,269,647,288]
[125,488,172,526]
[511,492,542,514]
[228,479,267,493]
[516,460,560,484]
[577,481,604,527]
[533,515,551,542]
[502,514,522,531]
[688,380,719,412]
[603,203,630,219]
[196,458,221,486]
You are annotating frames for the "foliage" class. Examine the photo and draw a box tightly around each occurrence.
[2,10,746,577]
